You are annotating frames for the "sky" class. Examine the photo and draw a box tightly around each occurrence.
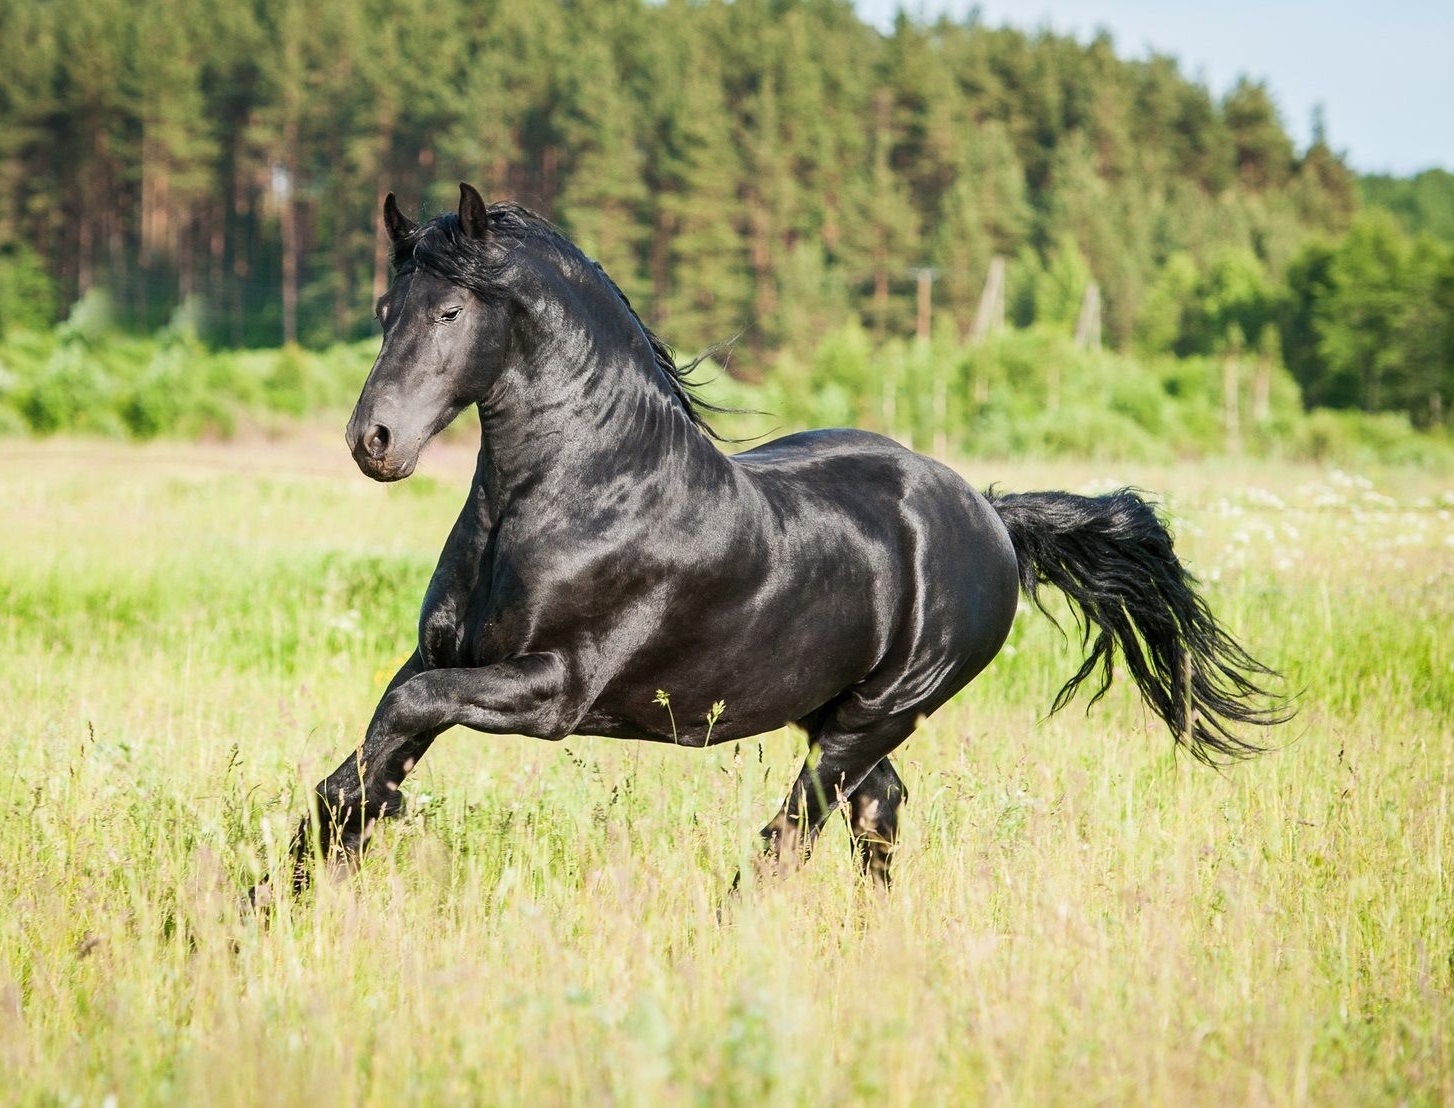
[856,0,1454,176]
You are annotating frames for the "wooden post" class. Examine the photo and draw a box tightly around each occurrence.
[915,267,934,343]
[1223,355,1241,452]
[882,360,898,442]
[1073,281,1101,351]
[970,256,1005,344]
[1253,324,1277,425]
[872,264,889,339]
[932,357,948,456]
[1253,353,1272,424]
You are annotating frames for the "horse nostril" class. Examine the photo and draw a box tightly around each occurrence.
[363,424,391,460]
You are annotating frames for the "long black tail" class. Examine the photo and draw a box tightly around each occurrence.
[985,488,1292,765]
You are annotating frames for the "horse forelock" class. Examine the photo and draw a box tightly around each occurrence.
[391,211,509,296]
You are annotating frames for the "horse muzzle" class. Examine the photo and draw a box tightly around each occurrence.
[346,418,418,482]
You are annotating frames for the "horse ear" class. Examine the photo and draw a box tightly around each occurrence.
[458,182,490,241]
[382,193,417,245]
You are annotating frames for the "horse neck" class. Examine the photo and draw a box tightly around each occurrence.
[472,259,727,511]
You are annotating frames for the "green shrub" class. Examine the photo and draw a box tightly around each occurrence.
[20,339,115,434]
[0,400,26,435]
[117,336,237,439]
[0,243,57,335]
[0,316,1448,468]
[58,288,116,342]
[1297,408,1454,465]
[263,346,310,417]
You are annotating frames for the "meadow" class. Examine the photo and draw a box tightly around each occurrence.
[1,435,1451,1105]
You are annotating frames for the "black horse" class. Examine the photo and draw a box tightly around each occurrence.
[263,185,1287,896]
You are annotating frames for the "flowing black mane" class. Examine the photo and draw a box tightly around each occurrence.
[391,202,729,439]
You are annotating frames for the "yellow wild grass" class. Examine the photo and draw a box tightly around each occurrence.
[0,439,1450,1105]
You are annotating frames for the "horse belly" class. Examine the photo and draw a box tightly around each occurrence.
[580,569,887,746]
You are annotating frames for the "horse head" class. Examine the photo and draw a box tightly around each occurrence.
[346,183,513,481]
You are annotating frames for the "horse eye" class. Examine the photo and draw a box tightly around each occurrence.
[440,306,462,323]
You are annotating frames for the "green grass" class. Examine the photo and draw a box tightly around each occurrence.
[2,438,1451,1105]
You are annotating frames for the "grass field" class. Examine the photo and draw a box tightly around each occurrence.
[2,435,1451,1105]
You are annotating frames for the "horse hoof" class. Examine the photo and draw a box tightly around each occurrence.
[245,881,274,915]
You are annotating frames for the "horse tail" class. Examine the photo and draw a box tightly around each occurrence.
[984,487,1292,765]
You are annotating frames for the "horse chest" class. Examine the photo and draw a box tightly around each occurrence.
[415,511,510,669]
[418,585,511,669]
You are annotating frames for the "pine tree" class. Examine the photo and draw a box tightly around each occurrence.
[554,2,651,302]
[640,2,749,352]
[48,0,138,301]
[133,0,218,310]
[1315,210,1412,411]
[1290,109,1358,234]
[1223,79,1295,192]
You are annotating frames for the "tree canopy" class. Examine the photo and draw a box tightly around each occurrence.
[0,0,1447,426]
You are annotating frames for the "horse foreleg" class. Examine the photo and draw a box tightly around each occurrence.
[270,651,573,897]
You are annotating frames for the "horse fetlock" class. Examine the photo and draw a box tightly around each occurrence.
[246,879,275,914]
[376,785,408,820]
[757,811,815,875]
[855,841,895,890]
[850,795,883,837]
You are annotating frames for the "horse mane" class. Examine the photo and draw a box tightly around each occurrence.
[391,202,733,440]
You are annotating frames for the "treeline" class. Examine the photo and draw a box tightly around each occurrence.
[0,0,1448,427]
[1361,169,1454,244]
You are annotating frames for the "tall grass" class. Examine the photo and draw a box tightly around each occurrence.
[1,441,1450,1104]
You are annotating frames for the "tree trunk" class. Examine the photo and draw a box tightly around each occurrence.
[209,200,226,306]
[231,152,250,347]
[333,254,352,338]
[881,359,898,442]
[916,268,933,343]
[1253,354,1271,423]
[76,126,100,296]
[650,210,673,328]
[1223,355,1241,451]
[971,256,1006,344]
[749,199,776,323]
[872,255,889,338]
[280,119,300,346]
[373,172,390,308]
[178,216,195,302]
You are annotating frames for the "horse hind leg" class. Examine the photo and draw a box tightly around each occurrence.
[754,710,917,881]
[849,757,907,888]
